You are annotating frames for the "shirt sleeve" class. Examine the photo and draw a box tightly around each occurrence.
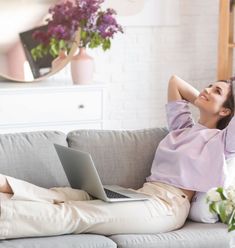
[165,99,195,131]
[222,116,235,157]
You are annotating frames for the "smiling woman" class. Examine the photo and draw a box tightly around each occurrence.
[194,80,234,130]
[0,0,79,82]
[168,75,235,130]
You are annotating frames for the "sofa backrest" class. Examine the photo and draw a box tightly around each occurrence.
[67,128,168,189]
[0,131,70,188]
[0,128,168,190]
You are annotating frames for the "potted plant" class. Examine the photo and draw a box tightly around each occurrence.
[31,0,123,84]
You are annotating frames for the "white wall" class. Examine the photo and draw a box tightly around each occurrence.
[51,0,220,130]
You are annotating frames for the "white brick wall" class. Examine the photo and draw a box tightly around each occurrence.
[52,0,220,130]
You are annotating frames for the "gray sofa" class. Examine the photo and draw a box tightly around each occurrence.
[0,127,230,248]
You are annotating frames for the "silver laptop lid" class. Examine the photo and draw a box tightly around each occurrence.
[54,144,107,200]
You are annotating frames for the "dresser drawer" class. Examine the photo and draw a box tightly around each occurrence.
[0,90,102,124]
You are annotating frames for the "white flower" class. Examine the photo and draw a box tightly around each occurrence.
[225,186,235,204]
[225,200,234,215]
[207,188,222,202]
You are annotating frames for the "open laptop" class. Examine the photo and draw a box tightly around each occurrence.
[54,144,149,203]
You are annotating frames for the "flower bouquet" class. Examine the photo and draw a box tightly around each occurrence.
[207,186,235,247]
[207,186,235,231]
[31,0,123,61]
[30,0,123,83]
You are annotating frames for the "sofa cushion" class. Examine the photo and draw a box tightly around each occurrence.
[67,128,168,189]
[188,192,219,223]
[0,131,70,188]
[109,221,229,248]
[0,234,117,248]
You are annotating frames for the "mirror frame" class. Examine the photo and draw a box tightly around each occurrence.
[0,14,80,83]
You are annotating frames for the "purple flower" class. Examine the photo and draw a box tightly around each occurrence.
[32,30,50,45]
[32,0,123,52]
[97,10,123,39]
[48,25,70,40]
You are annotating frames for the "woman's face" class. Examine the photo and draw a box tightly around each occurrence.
[194,81,231,116]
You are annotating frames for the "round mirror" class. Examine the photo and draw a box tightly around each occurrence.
[0,0,78,82]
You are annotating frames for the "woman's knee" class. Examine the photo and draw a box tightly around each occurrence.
[50,187,91,202]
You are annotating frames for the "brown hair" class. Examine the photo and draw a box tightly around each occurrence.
[216,77,235,130]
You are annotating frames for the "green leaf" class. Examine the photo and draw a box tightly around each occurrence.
[81,30,87,40]
[30,44,49,61]
[59,39,66,49]
[216,187,226,200]
[87,32,103,49]
[209,200,231,224]
[31,48,37,61]
[102,39,111,51]
[218,201,227,223]
[49,39,60,57]
[228,209,235,225]
[228,222,235,232]
[80,20,87,28]
[209,202,217,214]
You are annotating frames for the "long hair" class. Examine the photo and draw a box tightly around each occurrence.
[216,77,235,130]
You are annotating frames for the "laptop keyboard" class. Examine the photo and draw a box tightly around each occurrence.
[104,188,129,199]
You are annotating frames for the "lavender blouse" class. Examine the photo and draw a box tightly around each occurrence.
[146,99,235,192]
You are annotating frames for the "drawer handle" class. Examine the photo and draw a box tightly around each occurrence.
[78,104,85,109]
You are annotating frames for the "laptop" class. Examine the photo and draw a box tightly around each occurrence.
[54,144,149,203]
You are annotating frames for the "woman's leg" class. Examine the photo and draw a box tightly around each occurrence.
[0,174,91,203]
[0,182,190,239]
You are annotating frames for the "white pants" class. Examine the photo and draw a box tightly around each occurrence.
[0,176,190,239]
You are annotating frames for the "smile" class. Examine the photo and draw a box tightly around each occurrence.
[200,95,207,100]
[199,94,209,101]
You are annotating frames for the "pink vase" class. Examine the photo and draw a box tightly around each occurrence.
[70,47,95,84]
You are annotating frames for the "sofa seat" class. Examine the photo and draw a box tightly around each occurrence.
[0,234,117,248]
[109,221,230,248]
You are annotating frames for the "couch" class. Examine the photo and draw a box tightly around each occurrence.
[0,127,230,248]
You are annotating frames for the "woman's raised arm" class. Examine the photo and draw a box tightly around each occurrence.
[167,75,200,105]
[223,80,235,156]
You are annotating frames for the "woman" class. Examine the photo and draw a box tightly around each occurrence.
[0,75,234,239]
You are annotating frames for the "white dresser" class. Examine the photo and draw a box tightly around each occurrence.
[0,81,105,134]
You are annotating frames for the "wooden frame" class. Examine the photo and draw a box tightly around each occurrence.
[217,0,234,80]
